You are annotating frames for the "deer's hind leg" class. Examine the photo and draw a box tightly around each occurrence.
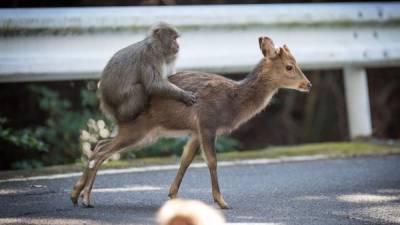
[71,119,153,207]
[168,135,200,199]
[71,168,89,206]
[80,140,122,207]
[81,127,152,207]
[70,139,113,206]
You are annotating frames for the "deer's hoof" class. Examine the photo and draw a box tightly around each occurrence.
[82,202,94,208]
[81,197,94,208]
[214,199,230,210]
[218,203,230,210]
[168,193,177,199]
[70,196,78,207]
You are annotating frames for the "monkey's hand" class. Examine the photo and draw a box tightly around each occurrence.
[182,91,197,106]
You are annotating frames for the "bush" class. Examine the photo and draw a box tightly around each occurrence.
[0,81,104,169]
[0,118,47,152]
[0,118,47,170]
[28,83,104,166]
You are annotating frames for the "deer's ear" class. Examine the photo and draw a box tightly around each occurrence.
[283,44,291,54]
[258,36,277,58]
[276,47,281,55]
[283,44,289,50]
[258,37,266,56]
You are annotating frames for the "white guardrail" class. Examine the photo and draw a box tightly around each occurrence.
[1,2,400,138]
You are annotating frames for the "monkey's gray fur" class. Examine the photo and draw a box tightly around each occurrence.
[99,22,197,123]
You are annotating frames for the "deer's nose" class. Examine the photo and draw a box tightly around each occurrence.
[307,82,312,90]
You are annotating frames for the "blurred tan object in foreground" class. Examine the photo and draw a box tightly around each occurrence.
[157,199,225,225]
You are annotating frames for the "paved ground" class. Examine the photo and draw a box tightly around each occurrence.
[0,155,399,225]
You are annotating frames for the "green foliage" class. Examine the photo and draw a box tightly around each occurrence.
[11,159,43,170]
[215,136,240,153]
[81,87,99,108]
[0,118,47,152]
[0,118,47,170]
[28,83,103,165]
[29,85,72,114]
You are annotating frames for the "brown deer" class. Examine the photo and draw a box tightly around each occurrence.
[71,36,311,209]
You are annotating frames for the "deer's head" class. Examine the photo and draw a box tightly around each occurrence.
[258,36,311,93]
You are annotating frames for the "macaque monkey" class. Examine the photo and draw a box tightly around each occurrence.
[99,22,197,122]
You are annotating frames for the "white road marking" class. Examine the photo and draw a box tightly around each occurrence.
[92,185,163,193]
[0,155,329,183]
[0,218,99,225]
[337,193,400,203]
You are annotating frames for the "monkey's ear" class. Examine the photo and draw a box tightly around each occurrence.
[153,28,162,38]
[258,36,277,59]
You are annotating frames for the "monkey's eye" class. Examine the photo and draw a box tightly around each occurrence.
[286,65,293,71]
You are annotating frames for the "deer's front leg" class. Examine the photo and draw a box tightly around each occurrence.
[199,129,229,209]
[169,135,200,199]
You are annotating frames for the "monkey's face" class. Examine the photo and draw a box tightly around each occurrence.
[153,27,180,56]
[170,33,180,55]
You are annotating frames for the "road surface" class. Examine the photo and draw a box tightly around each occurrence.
[0,155,399,225]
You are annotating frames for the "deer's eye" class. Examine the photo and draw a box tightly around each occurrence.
[286,65,293,71]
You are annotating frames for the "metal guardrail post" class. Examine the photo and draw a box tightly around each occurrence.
[343,66,373,138]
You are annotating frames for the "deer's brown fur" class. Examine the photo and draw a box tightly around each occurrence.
[71,36,311,209]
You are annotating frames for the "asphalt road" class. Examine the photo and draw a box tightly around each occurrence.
[0,155,399,225]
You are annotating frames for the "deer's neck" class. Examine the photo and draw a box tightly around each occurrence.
[236,60,278,121]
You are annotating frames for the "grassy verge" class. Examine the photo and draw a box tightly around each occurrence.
[218,141,400,160]
[1,141,399,180]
